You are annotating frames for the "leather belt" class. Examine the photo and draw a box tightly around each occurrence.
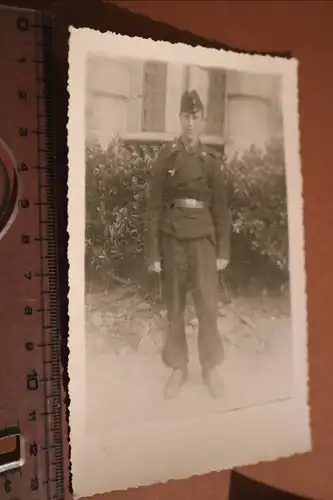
[173,198,206,209]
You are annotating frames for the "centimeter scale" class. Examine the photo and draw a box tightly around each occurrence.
[0,6,64,500]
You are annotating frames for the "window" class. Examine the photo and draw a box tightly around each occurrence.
[89,92,128,134]
[205,69,226,136]
[186,66,226,139]
[188,66,209,111]
[141,61,167,132]
[227,96,270,153]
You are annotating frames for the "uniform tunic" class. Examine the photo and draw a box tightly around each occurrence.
[146,137,231,372]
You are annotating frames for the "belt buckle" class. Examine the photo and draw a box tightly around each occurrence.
[186,198,197,208]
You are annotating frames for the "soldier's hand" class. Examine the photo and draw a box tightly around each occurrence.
[148,261,162,273]
[216,258,229,271]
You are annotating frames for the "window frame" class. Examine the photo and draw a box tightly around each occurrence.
[141,60,168,133]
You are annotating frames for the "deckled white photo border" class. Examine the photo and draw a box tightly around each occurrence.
[67,27,311,498]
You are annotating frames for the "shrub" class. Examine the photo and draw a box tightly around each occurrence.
[85,137,288,290]
[85,138,159,287]
[224,140,288,273]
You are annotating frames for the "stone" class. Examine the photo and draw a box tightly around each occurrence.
[154,330,166,350]
[185,325,194,337]
[103,312,115,320]
[255,338,267,353]
[101,312,115,328]
[93,336,108,353]
[239,314,255,330]
[154,315,168,331]
[137,302,151,312]
[118,345,136,356]
[218,307,227,317]
[90,311,104,329]
[189,318,199,328]
[137,334,158,355]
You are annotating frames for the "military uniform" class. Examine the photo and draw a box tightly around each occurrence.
[146,90,231,398]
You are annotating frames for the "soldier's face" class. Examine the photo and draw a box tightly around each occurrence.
[179,111,204,142]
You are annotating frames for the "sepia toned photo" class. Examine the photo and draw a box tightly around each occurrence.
[68,28,311,498]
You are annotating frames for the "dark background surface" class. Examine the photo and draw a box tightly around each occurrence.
[1,0,333,499]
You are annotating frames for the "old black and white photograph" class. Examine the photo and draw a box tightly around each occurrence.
[68,28,310,498]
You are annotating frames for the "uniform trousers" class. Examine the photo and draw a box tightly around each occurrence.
[160,233,224,374]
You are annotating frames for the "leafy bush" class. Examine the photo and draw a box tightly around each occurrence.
[224,140,288,272]
[85,137,288,290]
[85,138,159,287]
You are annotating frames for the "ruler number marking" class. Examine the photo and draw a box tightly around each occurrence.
[25,341,34,351]
[3,476,12,494]
[24,271,32,280]
[21,234,30,244]
[18,199,30,209]
[19,127,28,137]
[18,90,28,101]
[18,162,28,172]
[29,441,38,457]
[27,370,39,391]
[29,410,37,422]
[17,17,30,32]
[30,476,39,491]
[24,306,33,316]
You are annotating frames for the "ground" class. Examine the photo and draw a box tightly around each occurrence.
[84,283,293,434]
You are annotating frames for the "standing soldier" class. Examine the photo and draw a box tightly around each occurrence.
[146,89,231,400]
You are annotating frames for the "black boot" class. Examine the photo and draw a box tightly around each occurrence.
[202,367,223,399]
[164,368,188,400]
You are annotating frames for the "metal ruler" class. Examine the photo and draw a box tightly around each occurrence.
[0,5,64,500]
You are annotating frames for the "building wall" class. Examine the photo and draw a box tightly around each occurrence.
[85,54,283,154]
[85,55,144,148]
[224,71,283,156]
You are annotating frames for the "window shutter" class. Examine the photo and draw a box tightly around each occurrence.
[141,61,167,132]
[205,70,226,136]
